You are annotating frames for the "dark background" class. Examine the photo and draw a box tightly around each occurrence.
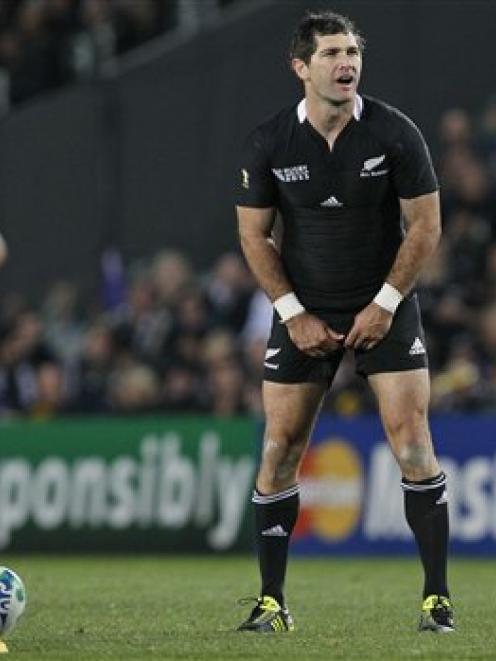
[0,0,494,298]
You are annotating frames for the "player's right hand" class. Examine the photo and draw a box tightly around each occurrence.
[285,312,344,357]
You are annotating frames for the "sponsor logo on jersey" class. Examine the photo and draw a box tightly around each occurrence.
[409,337,426,355]
[320,195,343,207]
[272,165,310,182]
[241,168,250,189]
[360,154,388,178]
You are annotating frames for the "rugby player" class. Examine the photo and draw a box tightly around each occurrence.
[235,10,453,634]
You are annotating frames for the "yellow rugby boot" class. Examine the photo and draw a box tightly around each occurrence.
[418,595,455,633]
[237,595,294,633]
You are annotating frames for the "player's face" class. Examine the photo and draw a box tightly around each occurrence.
[293,32,362,105]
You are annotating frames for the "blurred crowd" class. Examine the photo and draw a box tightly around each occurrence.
[1,90,496,418]
[0,0,238,109]
[417,98,496,412]
[0,249,274,418]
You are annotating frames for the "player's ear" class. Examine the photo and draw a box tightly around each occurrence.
[291,58,309,82]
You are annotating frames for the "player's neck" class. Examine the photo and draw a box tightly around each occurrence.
[305,94,355,144]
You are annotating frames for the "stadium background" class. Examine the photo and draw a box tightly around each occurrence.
[0,0,496,560]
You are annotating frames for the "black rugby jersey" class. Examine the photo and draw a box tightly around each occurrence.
[236,94,438,313]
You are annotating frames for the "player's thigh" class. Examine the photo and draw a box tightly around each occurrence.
[262,380,327,448]
[368,368,438,474]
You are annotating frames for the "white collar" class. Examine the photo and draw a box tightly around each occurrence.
[354,94,363,120]
[296,94,363,123]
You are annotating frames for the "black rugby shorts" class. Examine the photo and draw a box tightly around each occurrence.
[263,294,428,385]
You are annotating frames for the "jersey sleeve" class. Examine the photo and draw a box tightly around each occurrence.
[235,128,277,208]
[388,114,439,199]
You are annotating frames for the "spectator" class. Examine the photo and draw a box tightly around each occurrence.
[108,362,161,413]
[69,321,114,413]
[204,252,253,332]
[151,250,194,309]
[0,310,61,416]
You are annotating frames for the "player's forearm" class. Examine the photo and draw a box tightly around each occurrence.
[386,219,441,296]
[239,233,293,302]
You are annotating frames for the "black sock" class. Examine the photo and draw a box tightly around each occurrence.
[402,472,449,599]
[253,485,299,607]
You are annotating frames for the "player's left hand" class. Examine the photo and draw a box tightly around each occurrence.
[344,302,393,350]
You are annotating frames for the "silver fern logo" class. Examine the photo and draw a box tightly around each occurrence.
[360,154,388,177]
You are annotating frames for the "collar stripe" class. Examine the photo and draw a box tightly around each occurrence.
[297,95,363,123]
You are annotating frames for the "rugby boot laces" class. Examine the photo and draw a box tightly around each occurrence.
[418,595,455,633]
[237,595,294,633]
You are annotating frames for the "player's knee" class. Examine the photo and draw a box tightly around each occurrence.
[273,444,302,486]
[383,406,435,477]
[397,441,434,476]
[258,436,304,491]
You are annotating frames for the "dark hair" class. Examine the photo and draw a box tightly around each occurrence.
[289,10,365,64]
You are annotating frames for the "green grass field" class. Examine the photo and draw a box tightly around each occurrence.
[1,555,495,660]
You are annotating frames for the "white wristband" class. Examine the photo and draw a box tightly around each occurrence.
[373,283,403,314]
[274,292,305,322]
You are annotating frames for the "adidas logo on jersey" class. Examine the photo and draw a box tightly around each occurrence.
[320,195,343,207]
[261,525,288,537]
[360,154,388,177]
[409,337,426,355]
